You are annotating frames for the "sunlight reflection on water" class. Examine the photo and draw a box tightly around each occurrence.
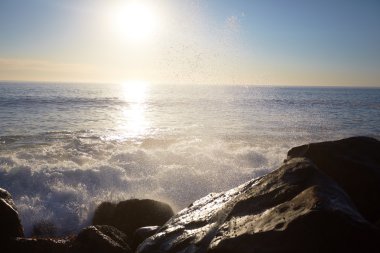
[118,81,150,139]
[1,83,380,236]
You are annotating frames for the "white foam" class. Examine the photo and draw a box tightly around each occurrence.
[0,135,288,236]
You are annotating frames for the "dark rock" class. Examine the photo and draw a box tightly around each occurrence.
[132,226,160,250]
[2,226,131,253]
[287,136,380,222]
[92,202,116,226]
[31,220,57,237]
[137,158,379,253]
[0,188,24,239]
[70,225,132,253]
[3,237,69,253]
[92,199,174,238]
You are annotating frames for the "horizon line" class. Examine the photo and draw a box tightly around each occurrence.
[0,79,379,89]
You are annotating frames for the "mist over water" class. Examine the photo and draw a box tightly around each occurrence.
[0,82,379,235]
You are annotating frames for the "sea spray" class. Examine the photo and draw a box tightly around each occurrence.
[0,132,286,235]
[1,83,379,235]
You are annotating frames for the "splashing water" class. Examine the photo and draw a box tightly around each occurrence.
[0,82,379,235]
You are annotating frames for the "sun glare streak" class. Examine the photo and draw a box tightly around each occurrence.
[119,81,150,139]
[122,80,148,103]
[109,1,160,43]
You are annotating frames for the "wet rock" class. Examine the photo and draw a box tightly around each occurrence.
[287,136,380,222]
[137,158,379,253]
[92,202,116,227]
[0,188,24,239]
[70,225,131,253]
[3,226,131,253]
[3,237,69,253]
[93,199,174,238]
[31,220,57,238]
[132,226,160,250]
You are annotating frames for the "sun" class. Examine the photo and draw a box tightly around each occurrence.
[109,1,159,42]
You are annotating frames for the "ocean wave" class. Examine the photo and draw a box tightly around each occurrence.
[0,132,286,236]
[1,84,378,236]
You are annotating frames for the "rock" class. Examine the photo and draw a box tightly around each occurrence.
[132,226,160,250]
[2,226,131,253]
[70,225,132,253]
[92,199,174,238]
[3,237,69,253]
[31,220,57,238]
[0,188,24,239]
[137,158,379,253]
[92,202,116,227]
[287,136,380,222]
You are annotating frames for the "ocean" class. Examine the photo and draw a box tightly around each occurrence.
[0,81,379,236]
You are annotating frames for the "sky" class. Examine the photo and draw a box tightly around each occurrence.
[0,0,379,86]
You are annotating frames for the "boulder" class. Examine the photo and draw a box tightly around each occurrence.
[2,226,131,253]
[137,158,379,253]
[3,237,69,253]
[0,188,24,239]
[31,220,57,238]
[70,225,132,253]
[92,202,116,227]
[132,226,160,250]
[287,136,380,222]
[92,199,174,238]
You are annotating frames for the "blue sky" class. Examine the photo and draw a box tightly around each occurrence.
[0,0,379,86]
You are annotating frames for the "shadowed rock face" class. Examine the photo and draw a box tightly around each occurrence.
[0,188,24,239]
[137,158,379,253]
[4,237,69,253]
[92,199,174,239]
[31,220,57,238]
[132,226,160,250]
[287,136,380,222]
[3,225,131,253]
[71,225,132,253]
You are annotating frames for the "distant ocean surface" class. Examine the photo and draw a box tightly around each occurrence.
[1,82,379,235]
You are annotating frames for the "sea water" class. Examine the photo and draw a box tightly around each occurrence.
[0,82,379,235]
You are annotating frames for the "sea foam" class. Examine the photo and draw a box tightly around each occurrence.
[1,83,379,236]
[0,132,286,236]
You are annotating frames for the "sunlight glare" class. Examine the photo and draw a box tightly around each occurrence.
[119,80,150,139]
[110,1,159,42]
[122,80,148,103]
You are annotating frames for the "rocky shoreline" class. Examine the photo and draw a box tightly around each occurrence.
[1,136,379,252]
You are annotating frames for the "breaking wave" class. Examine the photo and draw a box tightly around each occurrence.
[0,131,287,236]
[1,83,379,236]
